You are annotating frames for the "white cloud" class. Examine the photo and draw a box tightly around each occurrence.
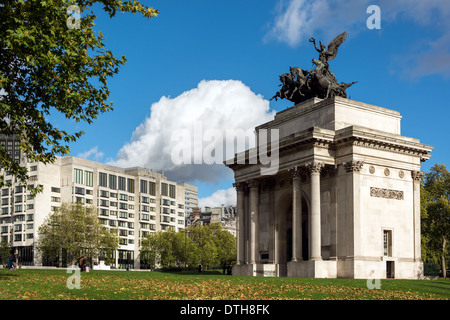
[265,0,450,78]
[264,0,369,46]
[198,187,237,209]
[77,146,104,161]
[110,79,275,183]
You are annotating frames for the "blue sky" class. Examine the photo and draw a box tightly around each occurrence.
[64,0,450,207]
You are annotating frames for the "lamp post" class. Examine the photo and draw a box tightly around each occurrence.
[184,228,190,269]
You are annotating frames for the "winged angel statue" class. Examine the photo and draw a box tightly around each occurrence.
[271,31,357,104]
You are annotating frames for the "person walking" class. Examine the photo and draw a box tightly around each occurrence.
[9,249,18,271]
[78,255,88,272]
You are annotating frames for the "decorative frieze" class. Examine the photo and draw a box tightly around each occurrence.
[370,187,404,200]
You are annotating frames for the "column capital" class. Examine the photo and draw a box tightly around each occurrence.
[343,160,364,173]
[411,171,424,181]
[248,179,260,189]
[307,161,324,174]
[288,166,303,179]
[233,182,247,192]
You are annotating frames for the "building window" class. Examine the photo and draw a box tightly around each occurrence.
[75,197,84,204]
[169,185,176,199]
[140,180,148,194]
[383,230,392,257]
[74,187,85,195]
[85,171,93,187]
[127,179,135,193]
[119,212,128,219]
[99,172,108,187]
[74,169,83,184]
[161,183,168,196]
[109,175,117,190]
[149,181,156,196]
[119,203,128,210]
[100,199,109,207]
[118,176,126,191]
[100,190,109,198]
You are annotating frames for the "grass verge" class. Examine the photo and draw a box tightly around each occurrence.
[0,268,448,300]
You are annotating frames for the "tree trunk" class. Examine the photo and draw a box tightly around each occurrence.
[442,236,447,279]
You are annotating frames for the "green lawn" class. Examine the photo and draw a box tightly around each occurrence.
[0,268,448,300]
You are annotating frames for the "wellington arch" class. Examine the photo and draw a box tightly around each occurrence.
[226,96,433,279]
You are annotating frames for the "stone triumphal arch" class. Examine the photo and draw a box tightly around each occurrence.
[227,97,432,279]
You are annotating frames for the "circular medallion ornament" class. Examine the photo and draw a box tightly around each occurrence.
[369,166,375,174]
[399,170,405,178]
[384,168,390,176]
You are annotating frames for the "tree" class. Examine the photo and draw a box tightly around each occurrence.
[140,223,237,270]
[0,0,158,194]
[140,231,159,269]
[0,240,11,266]
[140,229,183,268]
[208,222,237,265]
[422,164,450,278]
[36,202,118,266]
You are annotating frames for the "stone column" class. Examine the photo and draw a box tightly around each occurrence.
[411,171,424,262]
[344,160,364,258]
[289,167,303,262]
[248,179,260,264]
[267,180,276,264]
[234,182,246,265]
[308,161,324,261]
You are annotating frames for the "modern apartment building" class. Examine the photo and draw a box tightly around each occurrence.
[0,156,197,269]
[179,182,198,222]
[0,134,26,164]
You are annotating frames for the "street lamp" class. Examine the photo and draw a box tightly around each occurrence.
[184,228,190,269]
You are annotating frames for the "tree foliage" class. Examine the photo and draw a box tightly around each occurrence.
[140,223,236,270]
[0,0,158,193]
[36,202,118,266]
[422,164,450,278]
[0,240,11,265]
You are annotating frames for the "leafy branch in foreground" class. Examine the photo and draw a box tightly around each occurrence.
[0,0,158,194]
